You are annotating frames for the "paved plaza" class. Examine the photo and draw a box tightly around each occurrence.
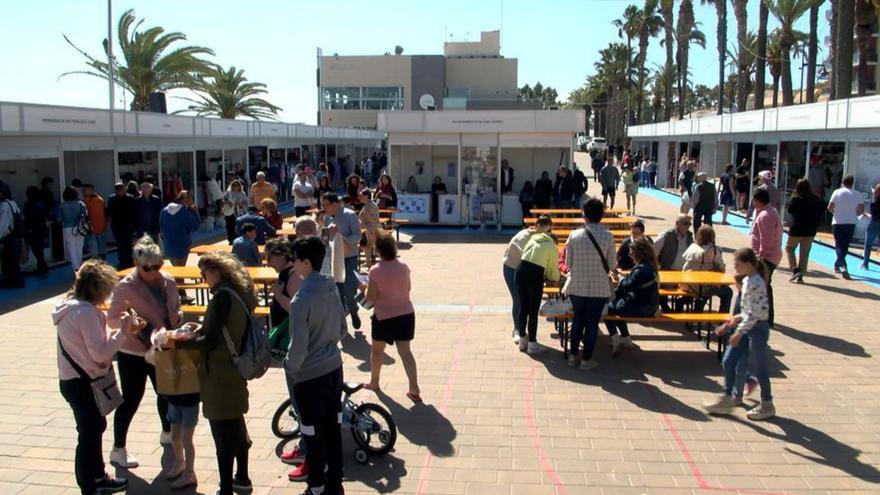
[0,183,879,495]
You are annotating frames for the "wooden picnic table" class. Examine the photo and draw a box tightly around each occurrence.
[190,242,267,255]
[118,265,277,284]
[530,208,629,217]
[524,216,636,226]
[305,208,398,215]
[554,229,654,239]
[544,271,734,289]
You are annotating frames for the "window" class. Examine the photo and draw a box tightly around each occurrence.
[446,87,469,98]
[321,86,404,111]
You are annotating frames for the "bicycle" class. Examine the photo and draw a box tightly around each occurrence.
[271,381,397,464]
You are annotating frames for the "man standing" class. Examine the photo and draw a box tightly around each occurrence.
[292,167,315,217]
[591,153,604,182]
[553,167,575,208]
[250,171,276,207]
[828,175,864,279]
[747,170,782,222]
[133,182,162,242]
[599,160,620,208]
[649,157,658,188]
[572,166,588,208]
[321,192,363,329]
[749,189,783,325]
[107,183,136,268]
[501,159,514,194]
[82,184,108,260]
[691,172,717,232]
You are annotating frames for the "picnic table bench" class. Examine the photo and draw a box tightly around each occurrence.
[524,216,636,227]
[530,208,629,217]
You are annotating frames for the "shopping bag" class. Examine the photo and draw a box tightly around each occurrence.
[267,316,290,360]
[153,348,201,396]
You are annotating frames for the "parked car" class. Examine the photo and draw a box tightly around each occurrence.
[586,137,607,153]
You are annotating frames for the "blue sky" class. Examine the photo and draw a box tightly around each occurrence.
[0,0,831,124]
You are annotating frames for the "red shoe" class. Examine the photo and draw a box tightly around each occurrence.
[281,446,306,465]
[288,462,309,482]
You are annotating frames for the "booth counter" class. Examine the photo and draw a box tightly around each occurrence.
[395,193,431,224]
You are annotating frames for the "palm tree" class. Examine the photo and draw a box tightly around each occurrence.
[732,0,751,110]
[855,0,877,96]
[613,5,641,124]
[829,0,838,99]
[755,1,770,108]
[767,28,808,106]
[587,43,630,142]
[728,31,759,105]
[634,0,664,123]
[766,0,816,106]
[701,0,728,114]
[835,0,855,99]
[660,0,676,120]
[805,1,824,102]
[62,9,214,111]
[675,0,706,118]
[177,64,282,120]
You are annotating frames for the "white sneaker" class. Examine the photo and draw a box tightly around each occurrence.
[519,338,528,352]
[611,334,622,356]
[513,333,521,344]
[746,400,776,421]
[159,431,172,445]
[169,470,197,489]
[620,336,636,349]
[109,447,139,468]
[579,359,599,370]
[527,342,546,355]
[704,394,737,415]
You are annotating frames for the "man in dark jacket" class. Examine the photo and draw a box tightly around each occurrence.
[235,206,277,245]
[107,182,136,268]
[572,167,588,207]
[690,172,717,232]
[533,172,554,209]
[553,167,575,208]
[133,182,162,242]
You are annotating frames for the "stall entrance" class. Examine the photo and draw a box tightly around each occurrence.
[118,151,159,191]
[778,141,808,217]
[160,151,195,205]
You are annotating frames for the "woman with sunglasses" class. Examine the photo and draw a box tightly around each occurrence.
[105,236,182,468]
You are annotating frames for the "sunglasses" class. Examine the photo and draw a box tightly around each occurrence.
[140,264,163,272]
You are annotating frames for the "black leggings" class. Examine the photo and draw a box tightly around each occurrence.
[293,366,344,491]
[60,378,106,495]
[113,352,169,448]
[515,261,545,343]
[209,416,251,494]
[225,215,237,244]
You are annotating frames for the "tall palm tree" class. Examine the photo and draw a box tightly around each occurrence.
[855,0,877,96]
[755,1,770,108]
[805,1,824,102]
[835,0,855,99]
[62,9,214,111]
[635,0,664,123]
[587,43,630,142]
[613,5,641,124]
[768,28,808,106]
[766,0,816,106]
[732,0,751,110]
[177,64,282,120]
[660,0,676,120]
[675,0,706,118]
[701,0,728,114]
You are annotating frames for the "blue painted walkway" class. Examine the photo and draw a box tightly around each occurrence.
[639,187,880,289]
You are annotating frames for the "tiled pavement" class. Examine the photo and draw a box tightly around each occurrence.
[1,183,879,495]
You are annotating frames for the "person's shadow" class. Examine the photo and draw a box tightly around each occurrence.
[732,416,880,482]
[341,333,396,371]
[773,323,871,358]
[803,278,880,299]
[376,391,457,457]
[114,445,207,494]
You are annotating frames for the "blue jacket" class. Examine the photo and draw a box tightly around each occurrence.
[611,262,660,317]
[134,195,162,236]
[232,236,262,267]
[235,211,276,245]
[159,203,200,259]
[59,200,85,229]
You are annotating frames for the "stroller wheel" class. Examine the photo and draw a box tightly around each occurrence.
[354,449,369,464]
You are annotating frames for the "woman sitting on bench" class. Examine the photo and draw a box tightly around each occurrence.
[604,238,660,357]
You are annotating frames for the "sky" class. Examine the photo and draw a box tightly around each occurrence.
[0,0,832,124]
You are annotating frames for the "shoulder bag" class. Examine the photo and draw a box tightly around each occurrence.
[58,338,123,416]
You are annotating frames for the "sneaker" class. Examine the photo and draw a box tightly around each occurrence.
[611,334,622,357]
[513,333,521,345]
[159,430,172,445]
[518,338,528,352]
[526,342,546,355]
[788,269,800,282]
[233,477,253,493]
[281,446,306,465]
[834,266,841,274]
[579,359,599,370]
[94,475,129,494]
[704,394,737,415]
[289,462,310,482]
[169,471,197,489]
[744,377,758,397]
[109,447,139,468]
[567,355,579,367]
[620,336,636,349]
[841,269,851,280]
[796,275,804,284]
[747,400,776,421]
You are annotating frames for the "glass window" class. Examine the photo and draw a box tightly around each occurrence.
[322,87,361,110]
[447,87,469,98]
[322,86,403,111]
[364,87,400,99]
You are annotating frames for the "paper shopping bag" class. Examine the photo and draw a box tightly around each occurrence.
[154,348,201,396]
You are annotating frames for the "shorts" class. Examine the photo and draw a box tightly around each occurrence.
[371,313,415,345]
[166,404,200,427]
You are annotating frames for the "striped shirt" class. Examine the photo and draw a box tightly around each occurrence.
[562,223,616,298]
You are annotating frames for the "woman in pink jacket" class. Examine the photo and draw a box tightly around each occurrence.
[106,236,183,468]
[55,260,142,495]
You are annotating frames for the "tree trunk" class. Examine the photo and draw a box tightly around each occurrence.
[734,0,749,111]
[627,38,633,125]
[855,0,875,97]
[829,0,838,99]
[662,3,675,121]
[754,1,769,109]
[781,42,794,106]
[772,74,780,107]
[806,3,820,103]
[717,0,727,115]
[637,35,650,123]
[835,0,855,99]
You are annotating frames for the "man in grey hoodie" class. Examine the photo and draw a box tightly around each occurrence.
[285,236,347,495]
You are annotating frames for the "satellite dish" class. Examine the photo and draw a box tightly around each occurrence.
[419,94,435,110]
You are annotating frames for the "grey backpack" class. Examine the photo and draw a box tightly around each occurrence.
[220,288,271,380]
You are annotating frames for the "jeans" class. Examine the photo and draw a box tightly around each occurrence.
[515,261,545,343]
[556,199,573,209]
[785,235,814,274]
[763,261,776,327]
[114,231,134,269]
[342,256,359,317]
[85,232,107,258]
[863,221,880,266]
[650,171,657,188]
[209,416,251,495]
[569,295,608,359]
[293,366,344,491]
[502,265,520,332]
[832,223,856,271]
[697,285,734,313]
[692,206,713,232]
[574,193,585,209]
[723,321,772,402]
[60,378,107,495]
[114,352,170,448]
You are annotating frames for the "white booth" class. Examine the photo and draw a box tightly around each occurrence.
[379,110,584,227]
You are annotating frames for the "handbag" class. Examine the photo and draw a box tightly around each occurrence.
[75,204,92,237]
[58,338,123,416]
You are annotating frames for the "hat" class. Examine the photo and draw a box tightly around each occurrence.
[758,170,773,180]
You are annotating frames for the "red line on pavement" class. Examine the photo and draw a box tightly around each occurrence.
[415,299,475,495]
[524,363,570,495]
